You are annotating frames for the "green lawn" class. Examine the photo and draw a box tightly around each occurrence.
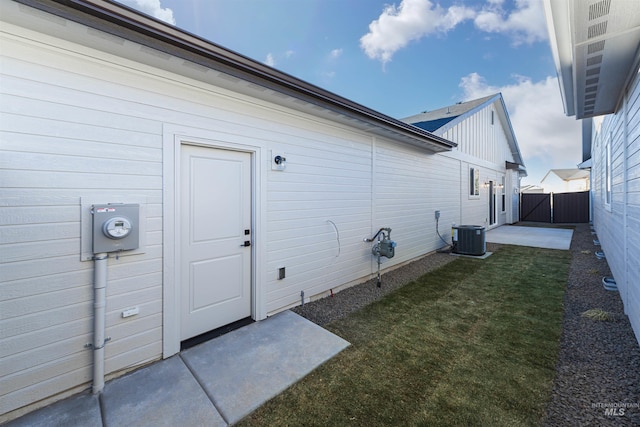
[239,245,570,427]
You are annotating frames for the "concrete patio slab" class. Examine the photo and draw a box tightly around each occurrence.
[101,355,225,427]
[5,392,101,427]
[4,311,350,426]
[181,310,350,425]
[486,225,573,250]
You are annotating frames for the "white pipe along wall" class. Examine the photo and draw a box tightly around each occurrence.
[92,253,109,395]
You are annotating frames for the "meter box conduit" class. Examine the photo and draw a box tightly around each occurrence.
[452,225,486,256]
[89,203,140,395]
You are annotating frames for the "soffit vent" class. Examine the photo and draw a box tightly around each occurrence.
[216,72,241,83]
[587,40,606,54]
[586,54,603,66]
[586,93,597,100]
[586,86,598,93]
[589,0,611,20]
[586,77,599,85]
[246,83,268,92]
[588,21,608,39]
[586,67,601,76]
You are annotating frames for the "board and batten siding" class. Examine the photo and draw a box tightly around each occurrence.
[437,103,518,228]
[442,105,504,164]
[1,13,457,418]
[591,67,640,345]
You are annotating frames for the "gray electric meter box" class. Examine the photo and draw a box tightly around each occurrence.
[92,203,140,253]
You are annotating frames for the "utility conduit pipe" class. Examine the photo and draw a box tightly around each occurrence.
[92,253,109,395]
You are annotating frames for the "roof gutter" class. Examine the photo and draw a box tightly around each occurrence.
[16,0,455,151]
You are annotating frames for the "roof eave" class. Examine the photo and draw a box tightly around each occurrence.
[543,0,576,117]
[14,0,455,153]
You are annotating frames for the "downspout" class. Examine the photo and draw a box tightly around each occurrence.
[622,91,629,312]
[370,136,377,276]
[92,253,109,394]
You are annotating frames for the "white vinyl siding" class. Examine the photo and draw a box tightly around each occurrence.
[373,141,460,265]
[264,127,375,313]
[591,67,640,347]
[1,32,166,416]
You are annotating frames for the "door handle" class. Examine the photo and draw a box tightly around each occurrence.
[241,241,251,247]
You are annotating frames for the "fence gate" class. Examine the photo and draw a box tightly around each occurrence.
[520,191,589,223]
[553,191,590,223]
[520,193,551,222]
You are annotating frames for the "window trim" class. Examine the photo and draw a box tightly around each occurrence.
[501,176,506,213]
[469,166,480,198]
[604,133,612,211]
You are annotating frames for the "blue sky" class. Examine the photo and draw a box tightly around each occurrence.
[118,0,582,186]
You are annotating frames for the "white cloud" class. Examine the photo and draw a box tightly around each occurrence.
[330,48,343,59]
[118,0,175,25]
[360,0,547,65]
[264,53,276,67]
[459,72,582,184]
[474,0,547,44]
[360,0,475,65]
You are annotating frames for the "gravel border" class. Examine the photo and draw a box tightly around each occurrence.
[292,223,640,425]
[543,224,640,426]
[292,247,459,326]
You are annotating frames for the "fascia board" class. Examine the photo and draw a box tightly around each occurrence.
[543,0,576,117]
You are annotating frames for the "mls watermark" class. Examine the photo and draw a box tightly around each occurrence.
[592,401,639,417]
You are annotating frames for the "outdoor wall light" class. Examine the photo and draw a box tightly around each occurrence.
[271,152,287,171]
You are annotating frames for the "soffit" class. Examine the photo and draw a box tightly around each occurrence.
[546,0,640,119]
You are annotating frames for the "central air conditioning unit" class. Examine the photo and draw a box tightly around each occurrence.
[452,225,486,256]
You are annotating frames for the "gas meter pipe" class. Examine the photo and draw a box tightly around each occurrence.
[363,227,391,243]
[364,228,396,288]
[92,253,108,395]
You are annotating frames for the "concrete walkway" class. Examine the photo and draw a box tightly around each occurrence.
[486,225,574,250]
[6,311,350,426]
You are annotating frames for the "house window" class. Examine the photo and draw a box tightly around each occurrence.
[605,134,612,209]
[501,176,506,212]
[469,167,479,197]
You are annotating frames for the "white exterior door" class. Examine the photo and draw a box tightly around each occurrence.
[180,144,252,341]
